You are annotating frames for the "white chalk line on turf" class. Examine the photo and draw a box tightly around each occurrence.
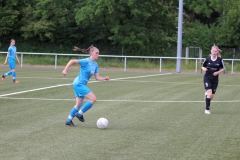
[0,97,240,103]
[17,76,240,87]
[115,80,240,87]
[18,77,72,80]
[0,73,172,97]
[110,73,172,80]
[18,73,172,80]
[0,83,72,97]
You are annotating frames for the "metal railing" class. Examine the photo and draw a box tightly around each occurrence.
[0,52,239,74]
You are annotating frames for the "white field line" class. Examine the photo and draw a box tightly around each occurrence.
[18,77,72,80]
[17,75,240,88]
[109,73,172,80]
[18,73,172,80]
[17,77,240,87]
[0,97,240,103]
[115,80,240,87]
[0,83,72,97]
[0,73,172,97]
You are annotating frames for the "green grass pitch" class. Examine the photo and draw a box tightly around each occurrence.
[0,67,240,160]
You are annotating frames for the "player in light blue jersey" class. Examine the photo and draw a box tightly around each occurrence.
[62,45,110,127]
[1,39,20,83]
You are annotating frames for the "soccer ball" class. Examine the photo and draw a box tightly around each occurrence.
[97,118,109,129]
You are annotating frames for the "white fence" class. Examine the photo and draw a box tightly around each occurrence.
[0,52,240,74]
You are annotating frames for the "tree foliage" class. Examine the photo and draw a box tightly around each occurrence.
[74,0,176,55]
[0,0,20,37]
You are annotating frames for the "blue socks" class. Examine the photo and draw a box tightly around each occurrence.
[3,71,12,77]
[3,71,16,82]
[77,101,93,117]
[66,101,93,122]
[66,102,83,122]
[12,71,16,81]
[77,102,83,110]
[67,107,78,122]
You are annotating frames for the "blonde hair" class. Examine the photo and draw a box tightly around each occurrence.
[211,44,222,57]
[73,45,98,54]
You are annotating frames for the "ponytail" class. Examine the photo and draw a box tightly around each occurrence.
[73,45,96,54]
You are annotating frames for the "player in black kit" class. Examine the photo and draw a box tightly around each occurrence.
[202,45,226,114]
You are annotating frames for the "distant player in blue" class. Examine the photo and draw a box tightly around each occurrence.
[62,45,110,127]
[1,39,20,83]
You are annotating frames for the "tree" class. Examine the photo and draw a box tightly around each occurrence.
[75,0,176,55]
[20,0,78,44]
[183,0,240,55]
[0,0,20,38]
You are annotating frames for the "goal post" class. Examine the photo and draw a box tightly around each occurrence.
[185,46,202,64]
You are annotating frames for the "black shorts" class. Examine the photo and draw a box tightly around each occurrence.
[203,77,218,94]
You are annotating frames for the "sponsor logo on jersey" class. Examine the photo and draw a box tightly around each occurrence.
[215,63,220,66]
[91,66,95,74]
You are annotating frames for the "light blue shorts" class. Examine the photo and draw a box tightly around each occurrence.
[8,58,16,70]
[73,84,91,98]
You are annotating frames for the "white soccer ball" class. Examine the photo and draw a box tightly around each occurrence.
[97,118,109,129]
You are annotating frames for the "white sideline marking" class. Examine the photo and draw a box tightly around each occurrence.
[18,77,72,80]
[110,73,172,80]
[0,73,172,97]
[0,97,240,103]
[18,73,172,80]
[0,84,72,97]
[114,80,240,87]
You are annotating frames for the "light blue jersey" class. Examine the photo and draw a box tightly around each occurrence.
[2,45,18,82]
[73,58,99,85]
[8,46,17,59]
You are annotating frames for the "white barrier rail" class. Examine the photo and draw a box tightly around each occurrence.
[0,52,240,74]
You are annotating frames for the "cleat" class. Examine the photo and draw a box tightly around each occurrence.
[1,75,5,82]
[65,121,76,127]
[75,113,85,122]
[205,110,211,114]
[13,80,19,84]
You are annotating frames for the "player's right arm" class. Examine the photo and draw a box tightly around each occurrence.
[62,59,79,76]
[201,59,208,72]
[4,52,9,65]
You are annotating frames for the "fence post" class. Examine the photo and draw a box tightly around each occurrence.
[159,58,162,72]
[124,57,127,71]
[231,59,234,74]
[21,53,23,68]
[195,59,198,73]
[55,54,57,69]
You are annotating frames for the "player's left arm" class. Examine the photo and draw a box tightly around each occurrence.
[214,68,225,76]
[213,59,226,76]
[15,53,20,64]
[94,73,110,81]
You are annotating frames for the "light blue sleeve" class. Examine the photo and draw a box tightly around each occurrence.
[95,63,99,73]
[78,58,88,67]
[8,47,11,52]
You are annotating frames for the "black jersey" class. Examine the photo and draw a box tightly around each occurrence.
[202,56,225,80]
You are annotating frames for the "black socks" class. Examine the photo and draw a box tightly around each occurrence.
[206,98,211,110]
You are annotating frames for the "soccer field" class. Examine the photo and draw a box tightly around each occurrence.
[0,67,240,160]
